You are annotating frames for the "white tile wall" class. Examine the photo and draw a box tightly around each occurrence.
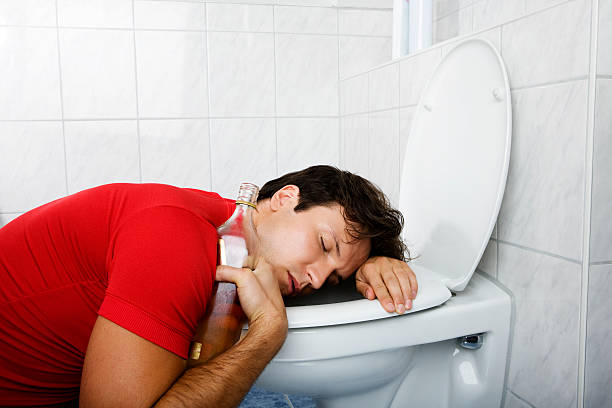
[503,391,533,408]
[64,120,140,193]
[0,122,66,213]
[399,48,441,106]
[598,0,612,75]
[275,34,338,116]
[338,9,392,36]
[434,0,461,18]
[369,62,399,111]
[501,0,590,88]
[140,119,211,189]
[274,6,337,34]
[368,109,399,205]
[339,36,392,79]
[498,81,587,261]
[341,114,369,177]
[336,0,393,7]
[0,27,62,120]
[57,0,133,29]
[398,106,415,170]
[440,26,501,56]
[340,72,368,115]
[524,0,569,14]
[0,213,22,228]
[472,0,524,31]
[585,263,612,408]
[477,239,497,278]
[135,30,208,118]
[590,79,612,262]
[209,118,276,199]
[134,1,205,30]
[0,0,56,26]
[206,3,273,32]
[498,243,580,408]
[434,6,473,43]
[207,32,275,116]
[277,117,339,174]
[60,28,137,119]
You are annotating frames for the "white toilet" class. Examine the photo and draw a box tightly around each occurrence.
[255,39,513,408]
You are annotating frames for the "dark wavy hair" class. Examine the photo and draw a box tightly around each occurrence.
[258,165,408,262]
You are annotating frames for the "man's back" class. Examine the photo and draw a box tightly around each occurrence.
[0,183,233,405]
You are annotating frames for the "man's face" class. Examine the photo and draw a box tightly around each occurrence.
[253,186,371,297]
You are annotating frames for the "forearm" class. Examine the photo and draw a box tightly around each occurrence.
[155,326,285,408]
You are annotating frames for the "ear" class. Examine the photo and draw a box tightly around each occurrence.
[269,185,300,212]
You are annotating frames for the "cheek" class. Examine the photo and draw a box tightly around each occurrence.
[261,222,311,265]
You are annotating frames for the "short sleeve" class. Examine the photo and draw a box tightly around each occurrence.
[99,206,218,359]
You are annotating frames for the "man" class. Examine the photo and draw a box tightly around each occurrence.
[0,166,417,407]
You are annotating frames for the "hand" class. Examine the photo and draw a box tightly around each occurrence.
[355,256,418,314]
[215,260,288,349]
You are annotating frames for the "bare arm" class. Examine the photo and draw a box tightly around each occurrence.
[157,318,284,407]
[80,263,287,408]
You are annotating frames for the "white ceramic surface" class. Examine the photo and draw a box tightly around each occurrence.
[285,267,451,328]
[400,39,511,291]
[258,274,511,408]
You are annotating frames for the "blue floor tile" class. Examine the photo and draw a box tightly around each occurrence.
[239,386,291,408]
[287,394,317,408]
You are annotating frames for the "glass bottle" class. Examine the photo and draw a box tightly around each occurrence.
[187,183,259,368]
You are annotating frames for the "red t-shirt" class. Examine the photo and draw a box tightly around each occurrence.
[0,183,234,406]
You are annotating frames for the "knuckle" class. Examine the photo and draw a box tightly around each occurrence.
[373,282,387,290]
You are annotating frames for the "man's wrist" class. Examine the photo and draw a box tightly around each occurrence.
[243,317,288,358]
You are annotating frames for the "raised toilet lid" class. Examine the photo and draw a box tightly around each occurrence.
[283,39,511,329]
[400,38,511,292]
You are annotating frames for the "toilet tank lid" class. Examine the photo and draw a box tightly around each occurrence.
[400,39,511,292]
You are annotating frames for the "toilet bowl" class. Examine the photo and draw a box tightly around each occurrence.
[255,39,513,408]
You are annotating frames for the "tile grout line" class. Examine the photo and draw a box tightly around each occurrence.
[272,5,279,177]
[591,260,612,265]
[0,115,340,122]
[496,239,582,265]
[54,0,69,196]
[336,5,342,167]
[509,389,537,408]
[204,3,214,191]
[131,0,143,183]
[0,23,391,39]
[510,75,590,91]
[578,0,599,406]
[339,77,589,119]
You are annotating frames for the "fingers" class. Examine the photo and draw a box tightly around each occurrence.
[251,264,284,311]
[215,265,274,322]
[355,257,420,314]
[355,281,376,300]
[357,269,396,313]
[215,264,254,286]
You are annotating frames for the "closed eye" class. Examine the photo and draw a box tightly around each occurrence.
[320,236,328,252]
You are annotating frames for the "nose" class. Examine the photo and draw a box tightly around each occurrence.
[305,261,334,290]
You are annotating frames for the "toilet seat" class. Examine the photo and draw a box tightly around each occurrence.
[285,267,451,328]
[284,39,511,329]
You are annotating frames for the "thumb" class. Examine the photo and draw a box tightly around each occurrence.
[355,280,375,300]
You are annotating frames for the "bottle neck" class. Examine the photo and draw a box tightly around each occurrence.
[217,203,260,269]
